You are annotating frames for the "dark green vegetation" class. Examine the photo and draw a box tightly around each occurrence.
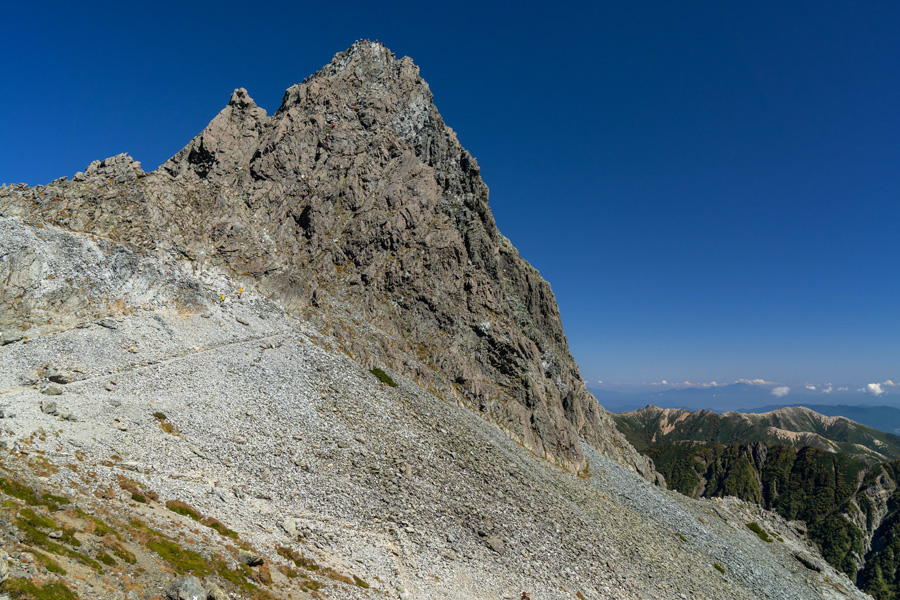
[165,499,239,539]
[614,405,900,598]
[0,477,68,511]
[3,578,79,600]
[746,522,773,543]
[153,412,177,434]
[369,367,398,387]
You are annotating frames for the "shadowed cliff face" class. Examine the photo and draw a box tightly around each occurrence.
[0,42,652,476]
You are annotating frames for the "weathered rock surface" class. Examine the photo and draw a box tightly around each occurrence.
[0,227,870,598]
[0,41,648,476]
[166,577,205,600]
[0,42,869,599]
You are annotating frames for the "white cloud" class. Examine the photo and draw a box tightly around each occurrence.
[823,386,833,394]
[771,386,790,398]
[837,386,848,392]
[651,380,728,389]
[883,380,897,387]
[805,384,816,391]
[867,383,885,396]
[736,378,777,386]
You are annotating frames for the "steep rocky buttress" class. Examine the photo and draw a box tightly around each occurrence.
[0,42,653,477]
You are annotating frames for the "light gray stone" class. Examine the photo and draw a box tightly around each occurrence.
[41,385,63,397]
[166,576,206,600]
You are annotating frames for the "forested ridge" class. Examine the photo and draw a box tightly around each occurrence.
[615,407,900,599]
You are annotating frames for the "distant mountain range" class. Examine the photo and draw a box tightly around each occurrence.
[591,382,900,435]
[736,404,900,436]
[614,405,900,462]
[591,382,805,412]
[613,403,900,598]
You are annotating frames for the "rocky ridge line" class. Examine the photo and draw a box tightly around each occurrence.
[0,41,653,478]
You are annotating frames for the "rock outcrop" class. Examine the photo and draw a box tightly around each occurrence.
[0,42,871,596]
[0,41,650,477]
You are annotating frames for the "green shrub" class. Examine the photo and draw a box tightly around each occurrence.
[30,549,66,575]
[369,368,397,387]
[165,500,238,538]
[147,538,211,576]
[165,500,202,521]
[3,578,79,600]
[746,522,773,542]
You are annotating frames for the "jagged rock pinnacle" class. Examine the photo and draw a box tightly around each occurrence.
[0,44,655,477]
[228,87,257,108]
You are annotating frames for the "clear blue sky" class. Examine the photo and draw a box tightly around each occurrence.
[3,1,898,389]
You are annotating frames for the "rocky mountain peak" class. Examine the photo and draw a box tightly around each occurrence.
[307,40,405,84]
[0,43,653,478]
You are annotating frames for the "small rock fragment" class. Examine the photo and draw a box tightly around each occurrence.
[166,576,206,600]
[238,548,263,566]
[46,367,74,384]
[41,385,63,397]
[0,548,9,584]
[1,332,24,345]
[793,551,823,572]
[484,535,505,554]
[40,399,59,415]
[205,582,228,600]
[280,516,298,538]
